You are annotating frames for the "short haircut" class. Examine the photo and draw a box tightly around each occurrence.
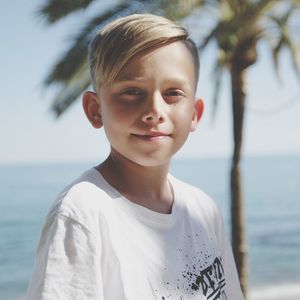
[89,13,199,92]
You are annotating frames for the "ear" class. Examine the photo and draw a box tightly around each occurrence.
[190,99,204,132]
[82,91,103,128]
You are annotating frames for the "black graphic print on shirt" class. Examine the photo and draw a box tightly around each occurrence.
[160,256,227,300]
[154,232,228,300]
[181,256,227,299]
[158,256,227,300]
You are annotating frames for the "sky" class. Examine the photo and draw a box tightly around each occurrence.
[1,0,300,165]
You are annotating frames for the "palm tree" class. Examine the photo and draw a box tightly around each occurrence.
[38,0,300,298]
[196,2,300,297]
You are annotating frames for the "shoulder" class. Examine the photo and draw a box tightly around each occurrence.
[46,168,115,234]
[170,174,224,230]
[170,174,220,212]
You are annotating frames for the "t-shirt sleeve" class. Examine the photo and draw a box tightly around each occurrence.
[26,213,103,300]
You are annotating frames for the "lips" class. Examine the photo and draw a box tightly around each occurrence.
[131,132,171,141]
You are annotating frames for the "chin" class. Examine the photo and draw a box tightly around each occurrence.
[140,160,170,168]
[130,158,168,168]
[111,147,179,168]
[126,152,174,168]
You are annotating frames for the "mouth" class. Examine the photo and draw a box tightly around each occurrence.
[131,132,171,141]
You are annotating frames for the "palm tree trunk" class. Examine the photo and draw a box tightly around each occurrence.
[230,66,248,299]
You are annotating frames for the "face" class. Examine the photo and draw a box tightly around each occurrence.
[85,41,204,167]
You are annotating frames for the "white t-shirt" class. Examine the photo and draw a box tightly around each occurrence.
[26,168,244,300]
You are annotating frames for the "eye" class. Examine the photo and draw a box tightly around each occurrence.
[122,88,144,96]
[118,88,145,103]
[164,89,185,103]
[165,90,182,96]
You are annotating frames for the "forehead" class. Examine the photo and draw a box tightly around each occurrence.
[115,41,197,87]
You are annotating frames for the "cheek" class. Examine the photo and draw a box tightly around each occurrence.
[174,104,195,129]
[102,105,138,131]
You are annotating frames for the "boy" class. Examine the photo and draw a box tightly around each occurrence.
[26,14,243,300]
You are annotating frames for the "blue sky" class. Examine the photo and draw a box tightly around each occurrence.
[1,0,300,164]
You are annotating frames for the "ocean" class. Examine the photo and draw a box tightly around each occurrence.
[0,155,299,300]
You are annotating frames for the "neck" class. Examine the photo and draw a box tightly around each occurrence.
[96,151,173,214]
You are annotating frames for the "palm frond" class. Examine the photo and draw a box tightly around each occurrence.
[155,0,204,20]
[210,58,223,124]
[44,2,133,86]
[225,0,247,14]
[200,0,272,52]
[285,37,300,78]
[38,0,96,23]
[292,0,300,7]
[268,7,300,80]
[198,21,222,50]
[51,61,90,117]
[271,37,284,81]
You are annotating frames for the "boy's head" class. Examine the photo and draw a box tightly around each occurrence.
[89,13,200,92]
[83,13,204,167]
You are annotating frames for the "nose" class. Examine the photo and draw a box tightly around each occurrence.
[141,92,165,124]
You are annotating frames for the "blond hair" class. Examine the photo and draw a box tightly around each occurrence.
[89,13,199,91]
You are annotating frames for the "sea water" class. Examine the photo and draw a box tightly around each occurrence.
[0,156,299,300]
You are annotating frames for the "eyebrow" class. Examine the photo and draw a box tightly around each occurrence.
[114,76,146,82]
[114,76,191,88]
